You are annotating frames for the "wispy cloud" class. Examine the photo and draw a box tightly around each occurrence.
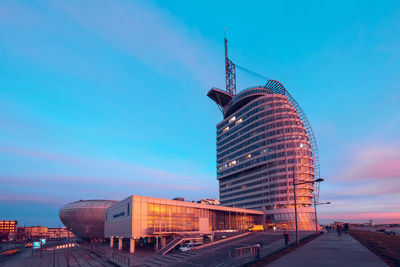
[337,146,400,180]
[0,192,68,207]
[52,0,221,85]
[0,144,213,184]
[319,212,400,223]
[319,141,400,223]
[0,144,217,204]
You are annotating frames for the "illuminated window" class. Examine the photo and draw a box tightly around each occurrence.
[229,160,237,166]
[223,126,229,132]
[246,154,251,158]
[236,118,243,125]
[229,116,236,123]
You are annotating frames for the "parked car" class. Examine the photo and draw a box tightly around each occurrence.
[179,242,202,252]
[249,225,264,232]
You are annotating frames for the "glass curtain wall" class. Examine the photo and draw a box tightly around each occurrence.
[147,203,199,234]
[147,202,262,234]
[209,211,260,231]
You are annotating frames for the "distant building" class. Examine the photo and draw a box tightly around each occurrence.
[24,226,48,239]
[17,226,75,240]
[46,227,75,239]
[172,197,185,201]
[0,220,17,240]
[197,198,220,205]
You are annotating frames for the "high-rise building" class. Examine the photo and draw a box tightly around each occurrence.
[207,39,320,230]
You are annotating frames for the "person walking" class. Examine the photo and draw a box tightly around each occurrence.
[337,224,342,236]
[284,231,290,247]
[344,223,349,234]
[255,244,260,259]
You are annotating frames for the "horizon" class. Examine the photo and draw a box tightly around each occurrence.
[1,0,400,227]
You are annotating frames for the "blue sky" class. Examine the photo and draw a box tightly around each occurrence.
[1,0,400,226]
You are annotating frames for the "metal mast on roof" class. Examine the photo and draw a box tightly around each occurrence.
[225,35,236,96]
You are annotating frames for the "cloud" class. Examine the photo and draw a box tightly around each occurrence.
[0,173,213,192]
[0,145,217,204]
[338,146,400,180]
[319,211,400,224]
[0,144,213,184]
[52,0,221,85]
[0,192,68,207]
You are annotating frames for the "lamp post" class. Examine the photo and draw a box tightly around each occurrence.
[292,167,324,245]
[53,230,56,267]
[314,201,331,232]
[67,227,70,267]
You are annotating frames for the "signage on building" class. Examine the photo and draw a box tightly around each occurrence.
[33,242,41,249]
[113,212,125,218]
[41,238,46,245]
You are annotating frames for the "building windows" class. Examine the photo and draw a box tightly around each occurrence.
[228,160,237,166]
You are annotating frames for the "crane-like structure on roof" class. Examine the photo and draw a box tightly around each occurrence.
[225,37,236,96]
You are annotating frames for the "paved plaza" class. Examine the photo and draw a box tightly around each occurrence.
[268,231,388,267]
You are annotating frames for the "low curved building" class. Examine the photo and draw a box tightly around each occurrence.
[59,199,117,240]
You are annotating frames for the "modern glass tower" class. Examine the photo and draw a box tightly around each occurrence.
[207,40,320,230]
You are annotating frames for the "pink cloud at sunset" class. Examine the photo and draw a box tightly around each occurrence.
[0,192,68,207]
[318,142,400,224]
[0,144,214,186]
[338,146,400,180]
[319,212,400,224]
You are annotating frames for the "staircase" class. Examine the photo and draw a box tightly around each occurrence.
[156,236,183,255]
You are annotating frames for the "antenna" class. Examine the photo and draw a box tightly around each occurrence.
[224,34,236,95]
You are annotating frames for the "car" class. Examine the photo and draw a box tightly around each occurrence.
[179,242,203,252]
[249,225,264,232]
[25,243,33,248]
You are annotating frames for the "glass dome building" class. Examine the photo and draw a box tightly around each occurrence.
[59,199,117,240]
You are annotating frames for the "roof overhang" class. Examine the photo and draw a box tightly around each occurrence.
[207,88,233,108]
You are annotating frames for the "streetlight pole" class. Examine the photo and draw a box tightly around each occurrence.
[53,230,56,267]
[314,201,331,233]
[292,168,324,246]
[313,194,318,233]
[292,168,299,246]
[67,227,70,267]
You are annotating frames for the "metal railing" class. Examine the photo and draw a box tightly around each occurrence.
[234,244,260,258]
[111,251,130,266]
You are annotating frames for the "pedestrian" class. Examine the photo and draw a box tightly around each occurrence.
[255,244,260,259]
[284,231,289,247]
[344,223,349,234]
[337,224,342,236]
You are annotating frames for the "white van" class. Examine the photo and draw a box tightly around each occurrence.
[179,242,202,252]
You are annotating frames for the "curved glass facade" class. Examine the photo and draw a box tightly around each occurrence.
[211,87,316,230]
[59,200,117,239]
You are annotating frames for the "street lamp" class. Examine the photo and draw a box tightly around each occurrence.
[292,168,324,245]
[313,201,331,232]
[316,202,331,205]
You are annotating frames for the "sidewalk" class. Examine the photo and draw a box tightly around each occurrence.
[267,232,388,267]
